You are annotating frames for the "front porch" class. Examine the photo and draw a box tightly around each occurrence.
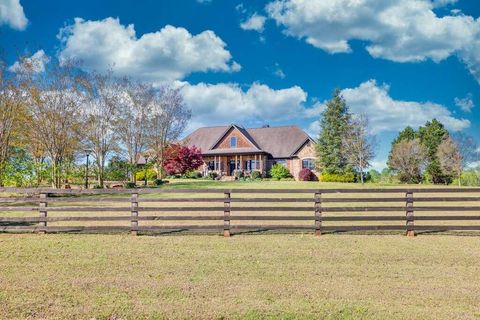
[201,153,268,177]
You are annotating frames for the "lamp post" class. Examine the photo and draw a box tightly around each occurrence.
[84,150,91,189]
[144,155,149,186]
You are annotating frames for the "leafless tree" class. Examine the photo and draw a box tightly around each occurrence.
[342,114,376,184]
[388,138,428,184]
[452,132,478,169]
[116,78,155,182]
[26,61,84,188]
[437,136,462,186]
[80,71,121,187]
[147,86,191,179]
[0,64,28,186]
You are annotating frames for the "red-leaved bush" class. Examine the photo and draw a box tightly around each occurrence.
[298,168,317,181]
[163,144,203,175]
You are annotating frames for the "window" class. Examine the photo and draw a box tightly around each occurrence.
[302,158,315,170]
[230,136,237,148]
[207,161,215,170]
[245,160,259,171]
[275,160,287,168]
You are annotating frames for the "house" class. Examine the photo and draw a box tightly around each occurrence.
[183,124,317,180]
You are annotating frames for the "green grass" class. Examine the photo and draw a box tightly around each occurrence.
[1,180,480,319]
[0,234,479,319]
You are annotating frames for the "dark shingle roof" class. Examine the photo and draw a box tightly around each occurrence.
[183,124,313,158]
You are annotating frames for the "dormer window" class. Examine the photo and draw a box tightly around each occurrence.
[230,136,237,148]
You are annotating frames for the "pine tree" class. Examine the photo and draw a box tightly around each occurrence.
[316,89,350,174]
[418,119,450,184]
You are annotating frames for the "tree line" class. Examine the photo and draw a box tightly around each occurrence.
[315,90,478,185]
[0,58,191,188]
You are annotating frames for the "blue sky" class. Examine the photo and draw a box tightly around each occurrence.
[1,0,479,169]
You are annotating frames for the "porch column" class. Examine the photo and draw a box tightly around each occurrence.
[240,155,243,170]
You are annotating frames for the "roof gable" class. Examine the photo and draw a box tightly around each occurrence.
[211,125,260,150]
[183,124,313,158]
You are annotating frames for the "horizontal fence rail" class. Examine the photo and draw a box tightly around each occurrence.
[1,187,480,236]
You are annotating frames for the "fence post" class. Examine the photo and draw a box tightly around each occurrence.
[224,192,231,237]
[39,192,48,234]
[406,191,414,237]
[131,192,139,236]
[314,191,322,236]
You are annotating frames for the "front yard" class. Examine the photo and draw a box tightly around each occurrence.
[1,234,479,319]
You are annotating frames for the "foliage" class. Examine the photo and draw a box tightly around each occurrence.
[269,163,292,179]
[392,126,417,145]
[388,139,427,184]
[418,119,450,184]
[250,170,262,180]
[163,144,203,176]
[316,89,350,175]
[320,172,355,183]
[135,167,157,181]
[233,170,244,179]
[207,171,218,180]
[183,171,202,179]
[298,168,316,181]
[124,181,136,188]
[153,179,165,186]
[452,169,480,186]
[104,156,130,181]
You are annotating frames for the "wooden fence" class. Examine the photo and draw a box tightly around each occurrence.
[1,187,480,236]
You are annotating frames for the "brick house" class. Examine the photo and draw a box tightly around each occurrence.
[183,124,317,180]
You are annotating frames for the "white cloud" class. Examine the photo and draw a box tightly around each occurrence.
[179,82,307,129]
[307,80,470,135]
[0,0,28,30]
[240,13,267,32]
[432,0,458,8]
[8,50,50,73]
[57,17,240,83]
[196,0,212,3]
[266,0,480,83]
[454,94,475,112]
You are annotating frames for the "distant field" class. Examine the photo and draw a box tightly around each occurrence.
[0,234,479,319]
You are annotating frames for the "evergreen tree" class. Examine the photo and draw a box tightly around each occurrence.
[316,89,350,174]
[392,126,417,145]
[418,119,450,184]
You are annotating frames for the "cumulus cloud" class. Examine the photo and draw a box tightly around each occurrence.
[432,0,458,7]
[8,50,50,73]
[179,82,307,129]
[266,0,480,83]
[0,0,28,30]
[454,94,475,112]
[57,17,240,83]
[307,80,470,135]
[240,13,267,32]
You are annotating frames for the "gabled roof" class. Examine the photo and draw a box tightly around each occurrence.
[184,124,314,158]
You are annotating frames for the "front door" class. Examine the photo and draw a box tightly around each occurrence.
[229,160,238,175]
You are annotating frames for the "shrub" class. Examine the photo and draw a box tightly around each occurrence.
[298,168,317,181]
[124,182,136,189]
[233,170,244,179]
[153,179,164,186]
[250,170,262,180]
[269,164,292,179]
[207,171,218,180]
[92,184,103,189]
[183,171,202,179]
[320,172,355,183]
[135,168,157,181]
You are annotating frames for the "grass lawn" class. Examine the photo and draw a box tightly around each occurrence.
[1,234,479,319]
[1,180,480,319]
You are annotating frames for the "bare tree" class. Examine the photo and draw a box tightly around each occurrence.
[147,86,191,179]
[388,138,428,184]
[437,136,462,186]
[0,64,28,186]
[452,132,478,169]
[116,78,155,183]
[26,62,84,188]
[80,71,121,187]
[342,114,376,184]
